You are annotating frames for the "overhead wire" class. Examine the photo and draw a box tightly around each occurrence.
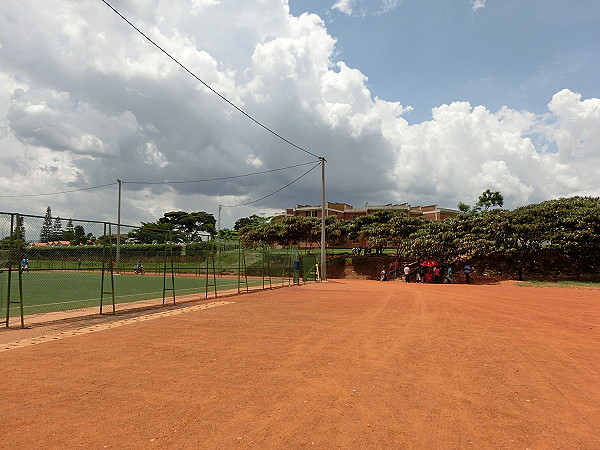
[124,161,320,185]
[7,5,325,206]
[222,161,320,207]
[0,182,118,198]
[99,0,324,161]
[0,162,317,201]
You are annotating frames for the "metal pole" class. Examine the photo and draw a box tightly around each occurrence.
[116,179,122,273]
[320,157,326,281]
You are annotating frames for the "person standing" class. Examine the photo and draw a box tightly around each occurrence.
[433,266,441,283]
[21,257,29,272]
[403,265,410,282]
[464,264,471,284]
[380,266,388,281]
[446,266,453,283]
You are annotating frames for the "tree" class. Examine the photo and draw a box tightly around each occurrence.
[63,219,75,242]
[386,215,424,257]
[476,189,504,211]
[0,215,26,253]
[239,216,320,248]
[158,211,216,242]
[324,216,350,248]
[127,222,174,244]
[217,228,239,240]
[407,220,459,264]
[457,189,504,214]
[457,202,471,213]
[40,206,53,243]
[280,216,320,247]
[52,217,63,241]
[347,210,397,241]
[359,222,389,253]
[14,214,26,243]
[71,225,88,245]
[239,222,281,245]
[234,214,269,232]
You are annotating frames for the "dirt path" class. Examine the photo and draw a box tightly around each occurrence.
[0,280,598,449]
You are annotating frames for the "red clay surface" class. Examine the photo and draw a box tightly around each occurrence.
[0,279,598,449]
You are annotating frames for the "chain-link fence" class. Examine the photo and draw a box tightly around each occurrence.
[1,212,318,328]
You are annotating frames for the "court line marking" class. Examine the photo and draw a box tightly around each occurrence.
[0,301,234,352]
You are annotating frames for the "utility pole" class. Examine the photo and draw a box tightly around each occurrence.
[320,157,326,281]
[218,204,222,237]
[116,179,122,273]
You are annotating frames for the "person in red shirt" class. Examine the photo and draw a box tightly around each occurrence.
[433,266,441,283]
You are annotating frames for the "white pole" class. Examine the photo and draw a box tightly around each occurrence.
[218,204,222,237]
[320,158,326,281]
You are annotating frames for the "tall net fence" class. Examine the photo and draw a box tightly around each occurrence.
[0,212,317,328]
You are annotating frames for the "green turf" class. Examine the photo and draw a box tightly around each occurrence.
[0,271,266,317]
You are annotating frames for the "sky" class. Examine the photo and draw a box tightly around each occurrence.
[0,0,599,231]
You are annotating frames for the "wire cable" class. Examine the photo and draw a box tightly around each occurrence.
[124,161,320,185]
[99,0,323,161]
[222,161,320,207]
[0,182,118,198]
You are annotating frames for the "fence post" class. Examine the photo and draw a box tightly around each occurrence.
[5,214,25,328]
[100,223,116,315]
[204,240,217,298]
[162,234,175,305]
[237,241,248,294]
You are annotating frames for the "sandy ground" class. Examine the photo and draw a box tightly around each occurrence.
[0,279,598,449]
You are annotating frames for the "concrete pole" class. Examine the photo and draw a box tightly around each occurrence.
[320,158,326,281]
[218,204,222,237]
[116,179,122,273]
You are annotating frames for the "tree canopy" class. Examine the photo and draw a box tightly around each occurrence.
[236,196,600,279]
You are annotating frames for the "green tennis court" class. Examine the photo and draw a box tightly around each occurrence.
[0,271,264,317]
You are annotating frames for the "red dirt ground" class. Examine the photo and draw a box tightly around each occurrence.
[0,279,598,449]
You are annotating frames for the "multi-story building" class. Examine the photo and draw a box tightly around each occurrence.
[284,202,461,222]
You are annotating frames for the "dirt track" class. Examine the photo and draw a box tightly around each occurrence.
[0,280,598,449]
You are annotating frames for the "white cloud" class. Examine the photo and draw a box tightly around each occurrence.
[379,0,402,14]
[0,0,598,229]
[472,0,487,12]
[246,154,264,167]
[331,0,401,16]
[332,0,354,15]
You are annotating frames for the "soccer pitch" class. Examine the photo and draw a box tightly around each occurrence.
[0,271,263,317]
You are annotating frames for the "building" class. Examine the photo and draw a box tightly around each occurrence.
[284,202,461,222]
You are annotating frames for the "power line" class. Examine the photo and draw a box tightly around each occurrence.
[222,162,320,207]
[0,161,317,199]
[0,182,117,198]
[124,161,320,185]
[99,0,323,160]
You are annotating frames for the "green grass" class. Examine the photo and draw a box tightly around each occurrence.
[0,271,265,317]
[517,280,600,288]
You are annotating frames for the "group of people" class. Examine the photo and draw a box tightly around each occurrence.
[353,247,385,256]
[380,262,473,283]
[403,265,452,283]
